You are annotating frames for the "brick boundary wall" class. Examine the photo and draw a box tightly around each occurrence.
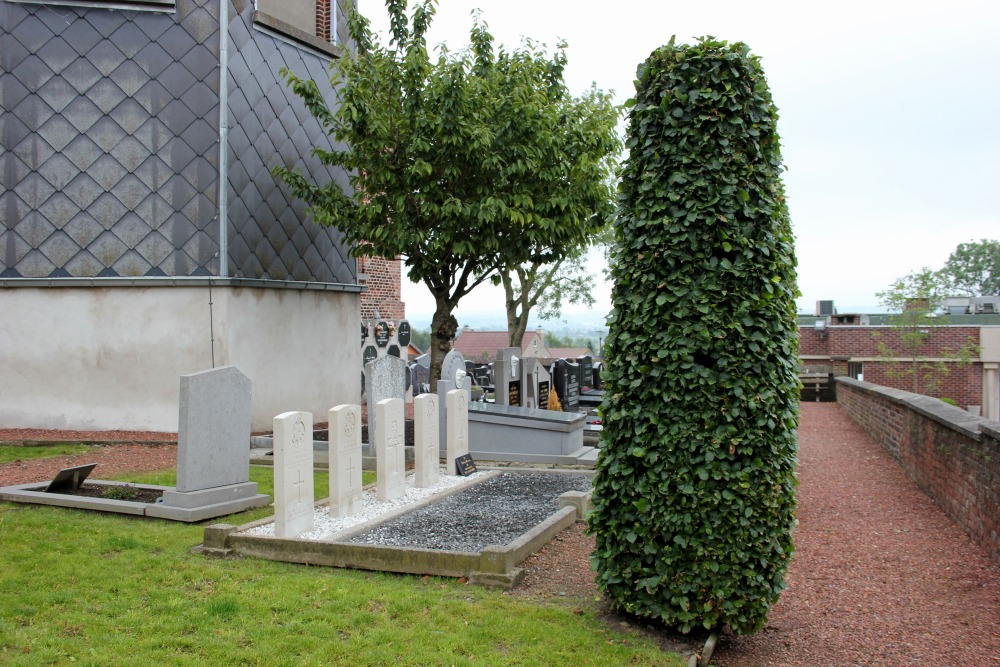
[836,377,1000,564]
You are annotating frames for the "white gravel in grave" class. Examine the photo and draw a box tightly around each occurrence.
[241,468,488,542]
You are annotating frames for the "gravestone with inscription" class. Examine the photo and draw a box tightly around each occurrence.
[328,404,362,518]
[375,398,406,501]
[438,350,472,451]
[365,355,408,451]
[274,411,315,538]
[552,359,581,411]
[494,348,520,407]
[175,366,253,492]
[374,321,391,348]
[523,357,552,410]
[577,355,595,392]
[413,394,439,488]
[446,389,470,475]
[397,320,411,347]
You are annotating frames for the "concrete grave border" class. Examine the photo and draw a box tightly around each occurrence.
[196,468,593,588]
[0,480,268,522]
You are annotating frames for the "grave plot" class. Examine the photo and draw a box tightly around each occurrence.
[198,395,593,588]
[0,366,270,521]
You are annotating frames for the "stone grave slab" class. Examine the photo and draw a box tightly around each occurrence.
[376,398,407,502]
[414,394,439,488]
[329,404,363,518]
[274,411,315,538]
[447,389,470,475]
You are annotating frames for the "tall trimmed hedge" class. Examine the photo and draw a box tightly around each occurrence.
[588,37,799,635]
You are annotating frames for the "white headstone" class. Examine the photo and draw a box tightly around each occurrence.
[176,366,252,492]
[375,398,406,501]
[446,389,469,475]
[328,404,362,518]
[273,411,314,538]
[413,394,439,488]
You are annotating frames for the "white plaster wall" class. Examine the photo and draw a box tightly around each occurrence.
[217,287,361,430]
[0,286,360,432]
[257,0,316,36]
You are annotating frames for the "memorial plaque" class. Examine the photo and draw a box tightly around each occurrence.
[454,453,477,476]
[363,345,378,367]
[388,344,401,358]
[397,320,411,347]
[537,380,550,410]
[45,463,98,493]
[361,323,368,345]
[374,321,390,348]
[508,380,522,407]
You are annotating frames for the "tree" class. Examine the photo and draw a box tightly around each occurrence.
[502,216,617,348]
[588,37,799,635]
[940,239,1000,297]
[874,268,977,395]
[273,1,618,387]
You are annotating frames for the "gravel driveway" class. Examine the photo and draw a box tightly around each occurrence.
[2,402,998,666]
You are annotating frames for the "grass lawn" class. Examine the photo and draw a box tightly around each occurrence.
[0,444,96,465]
[0,461,685,666]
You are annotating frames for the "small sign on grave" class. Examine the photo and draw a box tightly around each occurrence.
[508,380,521,407]
[537,381,550,410]
[375,321,390,347]
[454,453,477,476]
[45,463,98,493]
[388,344,401,358]
[363,345,378,366]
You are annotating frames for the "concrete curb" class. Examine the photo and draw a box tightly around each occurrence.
[196,477,592,589]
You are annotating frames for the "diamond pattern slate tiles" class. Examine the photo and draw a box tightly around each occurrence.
[225,1,353,284]
[1,0,220,278]
[3,0,355,283]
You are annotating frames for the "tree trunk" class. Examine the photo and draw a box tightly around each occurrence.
[429,295,458,393]
[502,269,533,348]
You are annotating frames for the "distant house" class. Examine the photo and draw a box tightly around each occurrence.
[799,301,1000,421]
[1,0,362,431]
[451,328,551,363]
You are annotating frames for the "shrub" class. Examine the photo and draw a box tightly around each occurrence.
[101,484,140,501]
[588,37,799,635]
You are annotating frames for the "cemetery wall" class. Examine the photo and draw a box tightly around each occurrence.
[800,324,999,416]
[0,285,360,432]
[836,377,1000,565]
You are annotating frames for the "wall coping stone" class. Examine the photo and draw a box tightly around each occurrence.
[0,277,363,293]
[836,377,994,441]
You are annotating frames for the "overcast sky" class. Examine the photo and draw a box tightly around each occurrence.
[360,1,1000,326]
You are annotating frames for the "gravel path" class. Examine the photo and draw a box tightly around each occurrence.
[3,403,999,666]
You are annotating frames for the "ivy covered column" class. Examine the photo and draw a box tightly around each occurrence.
[588,37,800,635]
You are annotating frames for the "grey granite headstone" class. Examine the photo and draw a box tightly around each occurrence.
[577,355,595,392]
[524,358,551,410]
[494,347,520,407]
[365,355,407,449]
[176,366,252,493]
[437,351,472,452]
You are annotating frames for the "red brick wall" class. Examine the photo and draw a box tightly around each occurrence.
[316,0,330,41]
[358,255,405,323]
[800,325,983,409]
[837,378,1000,564]
[800,325,980,358]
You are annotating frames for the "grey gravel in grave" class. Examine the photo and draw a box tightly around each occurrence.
[348,472,593,553]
